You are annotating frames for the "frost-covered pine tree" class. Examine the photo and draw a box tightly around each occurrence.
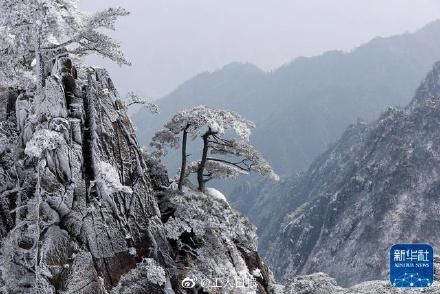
[150,107,206,191]
[125,91,159,113]
[151,105,279,192]
[0,0,130,89]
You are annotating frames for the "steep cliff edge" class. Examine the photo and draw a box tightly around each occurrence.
[281,272,440,294]
[0,55,274,294]
[267,61,440,287]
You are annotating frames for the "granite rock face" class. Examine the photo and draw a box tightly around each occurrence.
[157,190,275,294]
[0,54,274,294]
[281,273,440,294]
[267,62,440,287]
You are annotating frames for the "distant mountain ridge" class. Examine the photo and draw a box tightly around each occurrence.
[134,19,440,176]
[267,61,440,287]
[132,20,440,257]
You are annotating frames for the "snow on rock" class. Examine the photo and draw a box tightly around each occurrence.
[158,189,275,293]
[96,161,133,195]
[110,258,166,294]
[282,273,343,294]
[282,273,440,294]
[0,58,171,293]
[24,129,65,158]
[33,76,68,120]
[267,61,440,287]
[205,187,229,205]
[0,55,279,293]
[252,268,263,278]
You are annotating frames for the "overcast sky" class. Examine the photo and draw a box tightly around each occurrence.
[81,0,440,99]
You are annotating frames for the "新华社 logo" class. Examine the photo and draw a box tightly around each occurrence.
[390,243,434,288]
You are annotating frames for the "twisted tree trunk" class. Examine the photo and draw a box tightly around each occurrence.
[197,128,217,192]
[178,126,189,191]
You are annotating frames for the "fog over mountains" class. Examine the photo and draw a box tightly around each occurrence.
[134,20,440,176]
[4,0,440,292]
[268,61,440,286]
[81,0,440,98]
[133,19,440,213]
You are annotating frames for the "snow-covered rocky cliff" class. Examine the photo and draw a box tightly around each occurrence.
[267,61,440,287]
[281,272,440,294]
[0,55,274,294]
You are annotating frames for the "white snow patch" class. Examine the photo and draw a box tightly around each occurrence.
[96,161,133,195]
[141,258,166,286]
[252,268,262,278]
[128,247,136,256]
[25,129,64,158]
[205,187,229,205]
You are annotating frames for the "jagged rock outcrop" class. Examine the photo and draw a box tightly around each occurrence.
[0,88,17,121]
[281,273,440,294]
[267,61,440,287]
[0,54,274,294]
[0,54,169,293]
[157,190,275,294]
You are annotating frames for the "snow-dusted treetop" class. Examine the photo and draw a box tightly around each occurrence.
[208,137,279,180]
[150,128,180,158]
[151,105,278,191]
[151,105,255,158]
[125,91,159,114]
[165,105,255,140]
[187,137,280,182]
[0,0,130,87]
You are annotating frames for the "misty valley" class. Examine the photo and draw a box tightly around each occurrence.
[1,1,440,294]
